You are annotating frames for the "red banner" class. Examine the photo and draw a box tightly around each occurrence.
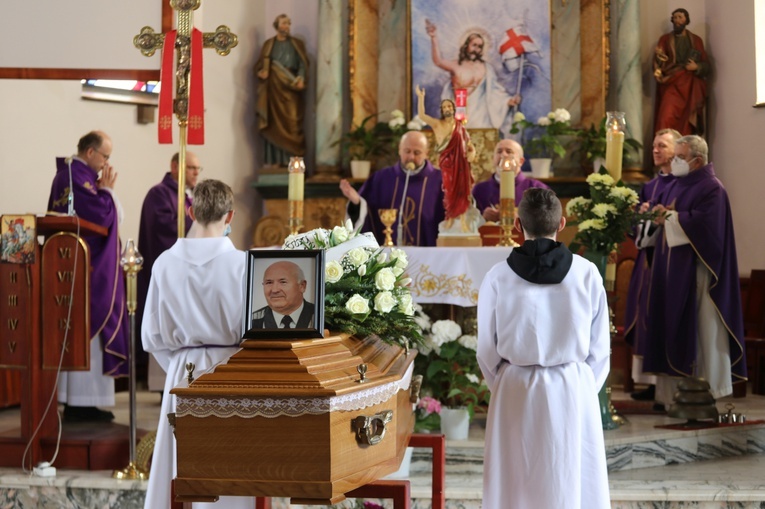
[158,30,177,144]
[187,28,205,145]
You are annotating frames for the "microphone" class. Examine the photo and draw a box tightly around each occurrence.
[65,156,75,216]
[396,162,416,246]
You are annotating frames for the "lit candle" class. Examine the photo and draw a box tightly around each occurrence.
[499,157,515,201]
[604,112,626,182]
[287,157,305,201]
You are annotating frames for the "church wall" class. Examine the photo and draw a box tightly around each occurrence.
[0,0,320,253]
[639,0,764,275]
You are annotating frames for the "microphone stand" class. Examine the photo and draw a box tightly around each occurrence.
[396,164,414,246]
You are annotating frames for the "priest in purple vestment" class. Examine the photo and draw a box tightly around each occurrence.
[339,131,445,246]
[135,151,200,386]
[624,129,679,402]
[641,135,746,405]
[472,138,549,222]
[46,130,128,422]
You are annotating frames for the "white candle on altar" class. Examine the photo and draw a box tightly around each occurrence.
[287,156,306,201]
[499,157,515,201]
[604,112,625,182]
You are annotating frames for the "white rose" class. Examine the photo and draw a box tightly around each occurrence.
[458,334,478,351]
[345,247,370,268]
[513,111,525,122]
[391,109,405,119]
[431,319,462,342]
[345,294,370,314]
[537,116,551,126]
[553,108,571,123]
[374,291,397,313]
[375,267,396,291]
[390,248,408,269]
[331,226,349,244]
[398,293,414,316]
[392,266,405,277]
[325,261,344,283]
[388,116,406,129]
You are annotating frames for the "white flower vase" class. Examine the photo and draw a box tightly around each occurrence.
[529,158,552,178]
[439,407,470,440]
[350,160,371,180]
[382,446,414,479]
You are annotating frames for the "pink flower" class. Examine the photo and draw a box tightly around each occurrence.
[417,396,442,415]
[363,502,384,509]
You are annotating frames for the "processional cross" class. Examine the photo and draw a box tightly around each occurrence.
[133,0,238,238]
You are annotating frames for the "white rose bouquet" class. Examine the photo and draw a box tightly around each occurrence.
[284,220,422,348]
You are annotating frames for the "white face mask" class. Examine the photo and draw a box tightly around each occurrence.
[670,156,691,177]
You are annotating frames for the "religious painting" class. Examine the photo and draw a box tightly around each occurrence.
[409,0,552,139]
[1,214,36,264]
[243,249,325,340]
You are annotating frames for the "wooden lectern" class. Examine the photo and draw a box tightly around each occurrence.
[0,215,132,470]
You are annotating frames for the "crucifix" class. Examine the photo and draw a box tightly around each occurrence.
[133,0,238,238]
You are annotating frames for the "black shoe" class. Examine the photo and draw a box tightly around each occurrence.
[652,403,666,413]
[631,385,656,401]
[63,405,115,423]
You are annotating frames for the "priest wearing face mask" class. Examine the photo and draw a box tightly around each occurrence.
[639,135,746,408]
[339,131,445,246]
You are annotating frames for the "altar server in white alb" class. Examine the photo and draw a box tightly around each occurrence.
[477,188,611,509]
[142,179,251,509]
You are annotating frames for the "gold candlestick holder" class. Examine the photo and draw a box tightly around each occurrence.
[498,198,520,247]
[379,208,397,247]
[288,200,304,236]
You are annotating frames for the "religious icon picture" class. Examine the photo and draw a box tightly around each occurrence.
[1,214,36,264]
[242,249,325,340]
[409,0,552,139]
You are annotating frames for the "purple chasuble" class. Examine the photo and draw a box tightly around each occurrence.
[136,173,193,341]
[623,172,676,349]
[47,157,128,377]
[358,161,444,246]
[641,164,746,381]
[472,172,549,210]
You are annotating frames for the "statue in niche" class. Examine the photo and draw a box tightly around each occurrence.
[255,14,309,167]
[653,7,710,136]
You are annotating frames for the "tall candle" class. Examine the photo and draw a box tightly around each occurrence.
[499,158,515,200]
[605,130,624,182]
[288,172,304,201]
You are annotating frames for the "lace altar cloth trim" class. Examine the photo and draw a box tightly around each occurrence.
[176,362,414,418]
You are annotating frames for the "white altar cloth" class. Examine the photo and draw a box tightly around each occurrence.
[399,246,512,307]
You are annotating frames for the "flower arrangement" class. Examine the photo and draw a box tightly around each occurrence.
[283,220,422,348]
[412,307,489,420]
[566,169,654,253]
[509,108,576,159]
[333,110,424,165]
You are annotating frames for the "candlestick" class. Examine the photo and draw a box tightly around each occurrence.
[287,157,306,236]
[604,111,626,182]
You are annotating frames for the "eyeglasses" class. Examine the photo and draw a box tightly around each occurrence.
[186,165,203,172]
[95,149,110,161]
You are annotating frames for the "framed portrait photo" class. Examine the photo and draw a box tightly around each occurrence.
[409,0,552,139]
[243,249,325,340]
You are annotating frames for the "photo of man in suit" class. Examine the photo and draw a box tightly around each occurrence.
[251,260,315,329]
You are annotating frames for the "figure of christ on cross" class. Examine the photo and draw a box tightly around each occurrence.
[133,1,237,238]
[416,84,477,233]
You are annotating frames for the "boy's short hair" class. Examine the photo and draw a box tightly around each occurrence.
[192,179,234,225]
[517,188,562,239]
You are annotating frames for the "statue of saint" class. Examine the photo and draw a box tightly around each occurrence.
[416,85,478,233]
[653,8,709,136]
[255,14,309,167]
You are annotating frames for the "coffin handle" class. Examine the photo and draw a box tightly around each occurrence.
[410,375,423,403]
[351,410,393,445]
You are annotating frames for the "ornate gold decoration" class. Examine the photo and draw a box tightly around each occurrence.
[203,26,239,56]
[410,264,479,304]
[378,209,397,247]
[133,27,165,57]
[498,197,520,248]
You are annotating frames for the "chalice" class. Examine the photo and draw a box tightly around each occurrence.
[379,209,397,247]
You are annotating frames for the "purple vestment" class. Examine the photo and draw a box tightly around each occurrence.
[358,161,444,246]
[641,164,746,381]
[136,173,193,345]
[47,157,128,377]
[471,172,549,210]
[623,172,676,349]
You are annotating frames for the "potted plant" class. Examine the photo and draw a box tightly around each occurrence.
[573,117,642,174]
[510,108,577,177]
[412,310,490,440]
[333,112,405,179]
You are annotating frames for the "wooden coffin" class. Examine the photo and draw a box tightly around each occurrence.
[170,332,417,506]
